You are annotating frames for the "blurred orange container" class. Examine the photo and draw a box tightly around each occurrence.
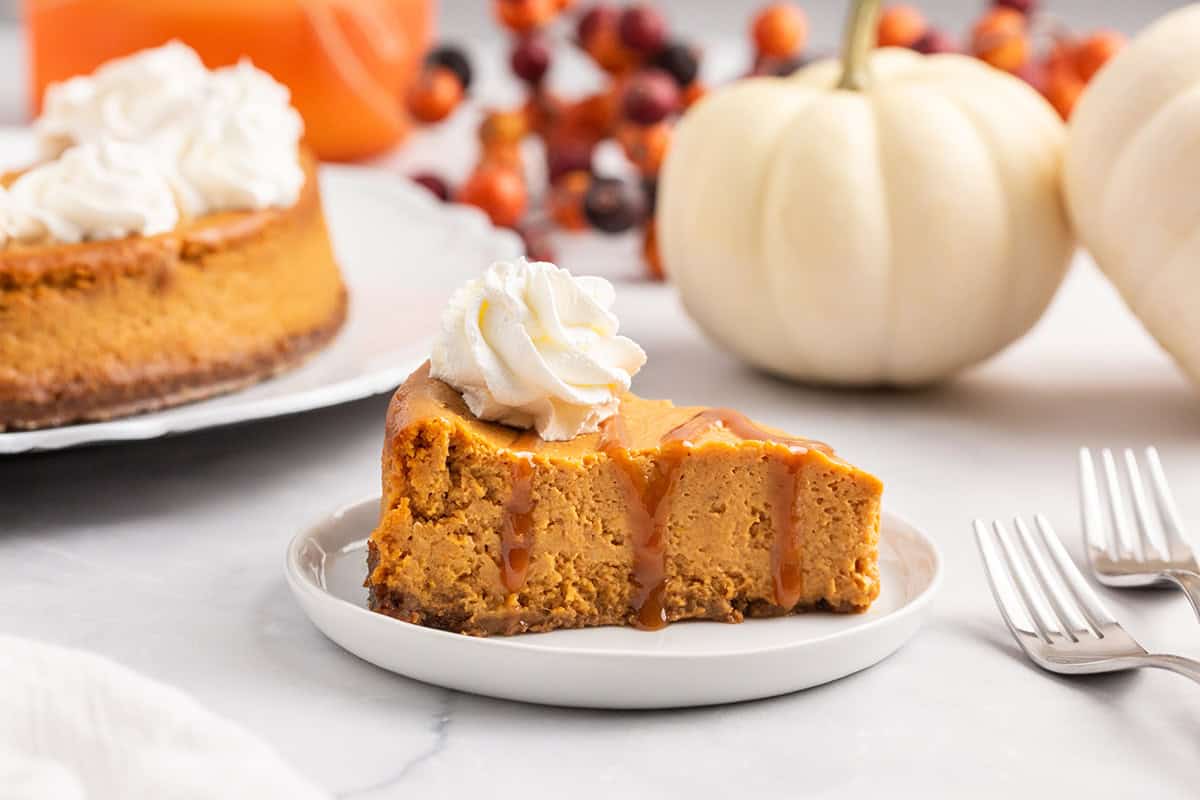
[25,0,436,161]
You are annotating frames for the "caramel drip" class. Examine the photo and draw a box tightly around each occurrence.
[767,457,805,608]
[663,408,832,455]
[663,408,819,609]
[597,405,821,626]
[601,414,679,630]
[598,412,630,450]
[606,446,683,630]
[509,429,543,453]
[500,455,535,593]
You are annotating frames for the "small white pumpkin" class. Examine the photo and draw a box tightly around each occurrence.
[1065,5,1200,386]
[658,0,1073,386]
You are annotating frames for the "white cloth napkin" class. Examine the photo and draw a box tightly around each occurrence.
[0,636,327,800]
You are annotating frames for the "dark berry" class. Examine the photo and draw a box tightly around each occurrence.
[584,177,636,233]
[641,178,657,215]
[426,45,472,91]
[995,0,1036,14]
[911,29,957,54]
[620,69,679,125]
[511,34,553,84]
[577,4,619,45]
[649,41,699,87]
[752,53,808,77]
[519,225,556,262]
[411,172,450,202]
[618,4,667,54]
[546,136,596,183]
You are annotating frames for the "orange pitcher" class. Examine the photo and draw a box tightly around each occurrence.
[25,0,436,161]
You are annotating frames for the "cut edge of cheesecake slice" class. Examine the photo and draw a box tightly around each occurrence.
[366,362,882,636]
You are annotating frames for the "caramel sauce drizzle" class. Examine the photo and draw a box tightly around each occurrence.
[500,455,535,593]
[767,458,805,608]
[602,416,682,630]
[662,408,832,455]
[498,406,824,622]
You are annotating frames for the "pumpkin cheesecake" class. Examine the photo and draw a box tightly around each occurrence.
[0,43,346,431]
[366,259,882,636]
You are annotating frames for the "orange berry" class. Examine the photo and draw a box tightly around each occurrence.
[621,122,671,177]
[752,4,808,60]
[493,0,557,34]
[556,0,574,9]
[681,81,707,108]
[587,20,639,74]
[971,7,1028,73]
[479,108,530,149]
[1043,66,1084,120]
[549,170,591,231]
[523,91,564,137]
[480,140,524,172]
[877,5,926,48]
[565,91,620,140]
[458,165,528,228]
[1074,30,1125,82]
[643,218,664,281]
[406,66,463,123]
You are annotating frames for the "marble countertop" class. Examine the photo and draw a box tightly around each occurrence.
[4,260,1200,797]
[3,5,1199,796]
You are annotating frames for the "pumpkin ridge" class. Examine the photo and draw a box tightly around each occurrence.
[1097,81,1200,306]
[867,91,897,382]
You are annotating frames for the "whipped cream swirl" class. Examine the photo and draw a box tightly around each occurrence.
[35,42,305,217]
[8,141,179,243]
[36,41,209,160]
[173,61,306,215]
[0,187,44,247]
[431,259,647,441]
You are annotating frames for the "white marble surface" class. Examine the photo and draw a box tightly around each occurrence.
[4,4,1200,797]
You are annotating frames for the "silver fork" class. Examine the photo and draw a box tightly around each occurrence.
[974,515,1200,684]
[1079,447,1200,620]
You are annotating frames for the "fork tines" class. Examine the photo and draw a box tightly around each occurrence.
[975,515,1115,643]
[1079,447,1191,563]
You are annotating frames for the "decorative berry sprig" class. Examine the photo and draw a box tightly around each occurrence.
[404,1,1124,280]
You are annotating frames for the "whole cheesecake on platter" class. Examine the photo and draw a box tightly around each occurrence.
[0,43,347,431]
[366,259,882,636]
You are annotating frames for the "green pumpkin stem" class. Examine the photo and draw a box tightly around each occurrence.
[837,0,882,91]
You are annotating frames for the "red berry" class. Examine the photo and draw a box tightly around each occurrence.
[519,225,557,262]
[912,29,957,54]
[995,0,1036,14]
[411,172,450,202]
[546,135,596,183]
[620,69,679,125]
[619,4,667,54]
[511,34,552,84]
[577,4,619,45]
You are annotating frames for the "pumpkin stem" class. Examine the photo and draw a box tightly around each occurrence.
[837,0,882,91]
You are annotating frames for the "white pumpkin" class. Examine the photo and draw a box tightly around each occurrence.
[1065,5,1200,386]
[658,0,1073,386]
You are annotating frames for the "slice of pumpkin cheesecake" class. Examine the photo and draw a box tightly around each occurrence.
[365,258,882,636]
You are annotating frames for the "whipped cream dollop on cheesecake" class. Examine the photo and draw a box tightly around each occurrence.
[36,41,210,160]
[8,141,179,243]
[431,258,647,441]
[28,41,305,232]
[174,61,306,215]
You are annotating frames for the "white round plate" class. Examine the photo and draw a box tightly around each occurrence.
[286,497,942,709]
[0,127,522,454]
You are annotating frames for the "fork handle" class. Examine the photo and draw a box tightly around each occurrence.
[1142,654,1200,686]
[1162,569,1200,623]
